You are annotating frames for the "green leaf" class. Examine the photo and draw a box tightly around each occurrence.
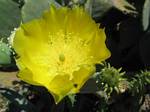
[22,0,61,23]
[0,0,21,38]
[84,0,137,19]
[84,0,111,19]
[67,94,76,106]
[0,41,11,65]
[142,0,150,31]
[111,0,136,14]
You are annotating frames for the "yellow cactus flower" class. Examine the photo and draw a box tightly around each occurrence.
[13,6,110,103]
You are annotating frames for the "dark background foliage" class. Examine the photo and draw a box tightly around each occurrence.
[103,0,149,71]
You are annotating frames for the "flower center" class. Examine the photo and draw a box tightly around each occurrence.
[59,54,65,62]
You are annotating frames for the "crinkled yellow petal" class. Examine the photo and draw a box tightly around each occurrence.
[13,6,111,103]
[90,28,111,63]
[16,59,40,85]
[46,74,74,103]
[18,68,41,86]
[16,58,53,87]
[71,65,96,93]
[42,6,68,32]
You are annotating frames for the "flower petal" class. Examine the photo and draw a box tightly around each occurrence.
[71,65,95,93]
[17,67,40,86]
[46,74,73,103]
[90,28,111,63]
